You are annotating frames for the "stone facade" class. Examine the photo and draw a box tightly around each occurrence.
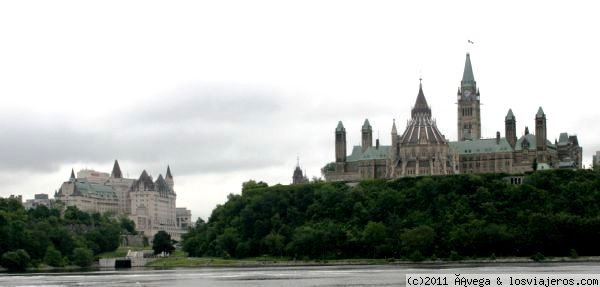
[55,161,190,240]
[323,53,582,182]
[325,80,458,181]
[176,207,192,229]
[128,170,182,240]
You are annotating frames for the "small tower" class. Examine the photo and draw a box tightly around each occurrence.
[535,107,547,160]
[111,160,123,178]
[505,109,517,148]
[165,165,174,190]
[292,157,307,184]
[457,53,482,141]
[361,119,373,152]
[391,119,398,146]
[335,121,347,162]
[70,168,76,181]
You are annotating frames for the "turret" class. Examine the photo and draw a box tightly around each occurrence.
[505,109,517,148]
[535,107,547,159]
[111,160,123,178]
[361,119,373,152]
[391,119,398,145]
[165,165,174,190]
[70,168,76,181]
[335,121,346,162]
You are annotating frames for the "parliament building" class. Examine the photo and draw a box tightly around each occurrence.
[323,54,582,181]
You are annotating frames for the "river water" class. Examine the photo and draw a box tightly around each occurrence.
[1,263,599,287]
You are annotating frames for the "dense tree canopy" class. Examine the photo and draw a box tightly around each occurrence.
[183,169,600,260]
[0,199,125,270]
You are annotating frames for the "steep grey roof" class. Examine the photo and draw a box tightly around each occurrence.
[111,160,123,178]
[536,107,545,118]
[131,170,154,191]
[505,109,515,121]
[293,166,303,178]
[400,82,446,145]
[155,174,174,195]
[450,138,513,154]
[166,165,173,179]
[461,53,476,87]
[411,82,431,118]
[391,119,397,135]
[346,145,390,162]
[362,119,372,130]
[70,168,76,180]
[336,121,345,132]
[399,117,447,145]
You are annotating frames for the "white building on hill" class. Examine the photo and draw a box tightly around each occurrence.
[55,160,190,240]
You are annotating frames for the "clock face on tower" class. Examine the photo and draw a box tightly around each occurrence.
[464,90,472,98]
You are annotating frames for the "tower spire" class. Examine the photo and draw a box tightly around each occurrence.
[412,79,431,118]
[111,160,123,178]
[461,53,476,87]
[70,168,76,180]
[166,165,173,179]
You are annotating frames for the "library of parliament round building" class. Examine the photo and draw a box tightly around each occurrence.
[323,54,582,182]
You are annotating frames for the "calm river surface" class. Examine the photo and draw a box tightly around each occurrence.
[1,263,599,287]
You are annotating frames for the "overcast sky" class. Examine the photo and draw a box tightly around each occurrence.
[1,0,599,221]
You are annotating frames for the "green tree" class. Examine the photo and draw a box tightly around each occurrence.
[72,248,94,267]
[1,249,30,271]
[362,221,387,257]
[44,247,64,267]
[263,232,285,257]
[242,180,268,192]
[120,217,137,234]
[400,225,436,257]
[152,231,175,255]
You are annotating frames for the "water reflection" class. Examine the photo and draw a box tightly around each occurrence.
[2,263,600,287]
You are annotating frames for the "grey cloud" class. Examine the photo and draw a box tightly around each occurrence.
[0,119,113,171]
[129,85,282,125]
[0,85,309,176]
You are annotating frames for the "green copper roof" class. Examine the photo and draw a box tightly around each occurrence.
[450,138,513,154]
[461,53,476,86]
[505,109,515,120]
[362,119,372,130]
[74,179,118,199]
[558,133,569,144]
[336,121,345,132]
[346,145,390,162]
[514,134,555,151]
[536,107,545,118]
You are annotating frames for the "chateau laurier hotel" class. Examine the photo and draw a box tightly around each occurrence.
[55,161,192,240]
[324,54,582,181]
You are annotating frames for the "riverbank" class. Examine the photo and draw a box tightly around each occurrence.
[145,256,600,268]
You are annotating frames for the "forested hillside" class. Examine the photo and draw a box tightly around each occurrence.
[183,170,600,260]
[0,199,132,271]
